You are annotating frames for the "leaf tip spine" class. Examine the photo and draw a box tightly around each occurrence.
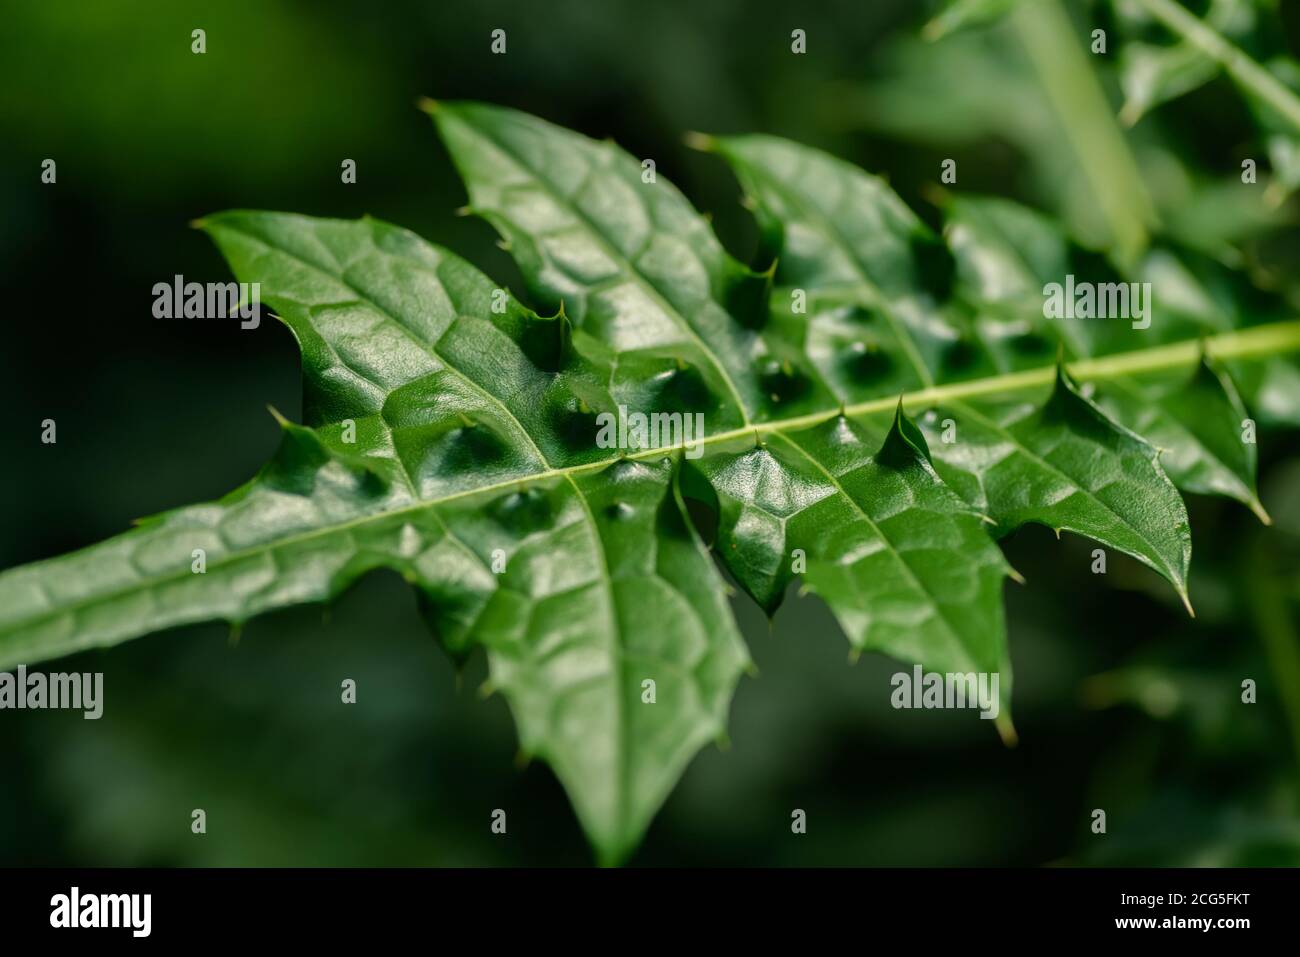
[266,404,291,429]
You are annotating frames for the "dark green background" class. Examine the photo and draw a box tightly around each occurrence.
[2,0,1298,865]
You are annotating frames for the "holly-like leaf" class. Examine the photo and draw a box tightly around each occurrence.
[941,194,1270,525]
[3,102,1300,863]
[4,211,752,866]
[923,371,1193,612]
[707,135,1197,602]
[690,407,1016,735]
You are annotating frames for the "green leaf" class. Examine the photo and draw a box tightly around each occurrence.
[1114,0,1261,126]
[1118,37,1227,128]
[3,210,751,865]
[3,102,1300,863]
[923,0,1023,42]
[427,99,834,427]
[923,370,1192,611]
[431,105,1021,730]
[1095,358,1269,523]
[869,0,1299,253]
[690,407,1015,736]
[1230,355,1300,428]
[201,214,757,867]
[708,136,1196,601]
[1117,39,1223,127]
[942,194,1271,523]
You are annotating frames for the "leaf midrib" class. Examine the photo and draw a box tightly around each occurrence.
[4,320,1298,641]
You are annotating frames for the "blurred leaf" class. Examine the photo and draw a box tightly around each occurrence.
[923,0,1022,40]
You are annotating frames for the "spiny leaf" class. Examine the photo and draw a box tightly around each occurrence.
[3,102,1300,865]
[691,408,1014,710]
[923,368,1192,611]
[426,99,835,427]
[1095,358,1269,523]
[705,135,1198,604]
[942,193,1270,522]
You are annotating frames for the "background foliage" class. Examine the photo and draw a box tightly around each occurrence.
[2,0,1298,865]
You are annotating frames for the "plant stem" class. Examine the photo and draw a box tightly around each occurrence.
[708,319,1300,444]
[1009,0,1157,265]
[6,320,1298,663]
[1134,0,1300,134]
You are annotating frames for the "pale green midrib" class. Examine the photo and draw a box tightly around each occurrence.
[439,110,756,428]
[1135,0,1300,133]
[3,320,1299,644]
